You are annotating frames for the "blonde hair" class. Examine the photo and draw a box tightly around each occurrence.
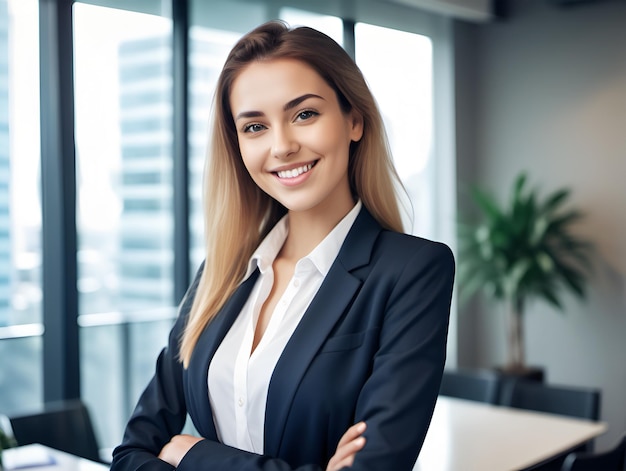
[180,20,405,366]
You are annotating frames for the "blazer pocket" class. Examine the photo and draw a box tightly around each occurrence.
[319,329,378,353]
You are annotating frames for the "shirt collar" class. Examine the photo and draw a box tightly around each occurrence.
[241,200,362,281]
[304,200,361,276]
[243,215,289,280]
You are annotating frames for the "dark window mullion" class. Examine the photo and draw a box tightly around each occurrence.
[172,0,191,303]
[39,0,80,402]
[343,18,356,60]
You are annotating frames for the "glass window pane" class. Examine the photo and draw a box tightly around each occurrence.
[0,0,43,416]
[74,2,174,316]
[1,0,41,326]
[79,313,173,457]
[73,1,174,454]
[0,335,42,412]
[79,323,124,456]
[355,23,434,238]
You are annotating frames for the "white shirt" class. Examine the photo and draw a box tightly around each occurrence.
[207,201,362,453]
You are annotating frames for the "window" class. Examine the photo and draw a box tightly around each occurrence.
[0,0,43,415]
[355,23,434,238]
[73,1,174,453]
[74,2,174,316]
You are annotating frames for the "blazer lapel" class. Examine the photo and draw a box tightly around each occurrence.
[185,269,260,439]
[264,208,382,456]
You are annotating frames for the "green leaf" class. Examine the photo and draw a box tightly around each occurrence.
[471,186,502,222]
[538,286,564,310]
[545,210,584,233]
[512,173,528,203]
[540,188,570,215]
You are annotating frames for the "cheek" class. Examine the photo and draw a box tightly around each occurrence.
[307,125,351,158]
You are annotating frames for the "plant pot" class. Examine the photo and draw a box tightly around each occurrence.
[494,365,545,383]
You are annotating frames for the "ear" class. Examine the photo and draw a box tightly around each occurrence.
[348,110,364,142]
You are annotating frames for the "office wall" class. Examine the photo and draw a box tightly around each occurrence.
[454,0,626,449]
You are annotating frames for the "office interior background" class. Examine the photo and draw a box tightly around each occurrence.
[0,0,623,458]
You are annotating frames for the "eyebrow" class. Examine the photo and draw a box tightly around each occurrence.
[234,93,324,122]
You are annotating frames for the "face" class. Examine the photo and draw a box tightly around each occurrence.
[229,58,363,218]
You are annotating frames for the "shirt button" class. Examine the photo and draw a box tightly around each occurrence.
[238,397,244,407]
[293,279,300,288]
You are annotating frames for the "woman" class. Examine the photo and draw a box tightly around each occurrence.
[111,20,454,471]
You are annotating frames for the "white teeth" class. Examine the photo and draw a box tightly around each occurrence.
[276,163,313,179]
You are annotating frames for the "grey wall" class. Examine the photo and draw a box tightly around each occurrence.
[454,0,626,450]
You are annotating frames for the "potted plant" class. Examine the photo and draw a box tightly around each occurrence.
[457,173,593,377]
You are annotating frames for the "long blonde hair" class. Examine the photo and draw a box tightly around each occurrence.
[180,20,405,366]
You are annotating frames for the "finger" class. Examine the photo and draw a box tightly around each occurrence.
[337,421,367,448]
[330,455,355,471]
[332,436,366,465]
[328,436,366,471]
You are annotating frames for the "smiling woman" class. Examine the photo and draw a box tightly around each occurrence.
[111,20,455,471]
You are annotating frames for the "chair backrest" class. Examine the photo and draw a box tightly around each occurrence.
[499,380,601,421]
[8,399,101,463]
[561,433,626,471]
[439,368,501,404]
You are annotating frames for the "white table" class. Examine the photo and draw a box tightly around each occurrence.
[2,444,109,471]
[414,396,608,471]
[3,401,606,471]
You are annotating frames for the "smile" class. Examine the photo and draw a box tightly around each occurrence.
[275,162,316,179]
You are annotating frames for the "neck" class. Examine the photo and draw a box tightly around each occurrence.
[281,198,355,262]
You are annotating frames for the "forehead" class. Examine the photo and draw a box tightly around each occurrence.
[229,58,335,113]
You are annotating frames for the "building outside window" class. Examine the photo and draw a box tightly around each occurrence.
[73,1,175,452]
[0,0,43,416]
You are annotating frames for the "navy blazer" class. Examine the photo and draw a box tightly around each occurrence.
[111,207,455,471]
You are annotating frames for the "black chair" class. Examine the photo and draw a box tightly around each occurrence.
[439,368,501,404]
[7,399,103,463]
[499,380,601,421]
[561,433,626,471]
[499,380,601,471]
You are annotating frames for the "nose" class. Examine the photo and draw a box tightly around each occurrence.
[271,126,299,160]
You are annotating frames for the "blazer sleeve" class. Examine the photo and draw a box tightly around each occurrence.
[350,240,455,470]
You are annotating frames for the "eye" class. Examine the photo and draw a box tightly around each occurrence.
[242,123,266,133]
[295,110,319,122]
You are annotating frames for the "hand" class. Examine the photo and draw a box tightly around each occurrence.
[158,434,204,467]
[326,422,367,471]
